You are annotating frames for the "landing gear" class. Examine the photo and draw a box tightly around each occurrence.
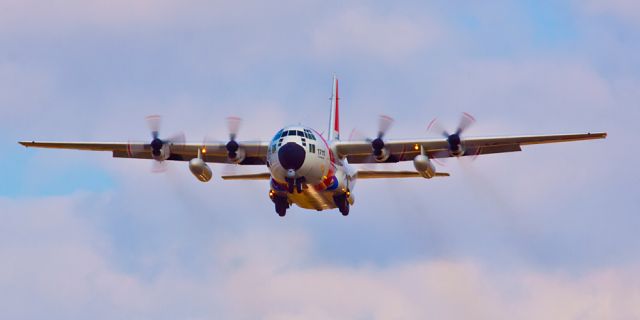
[285,176,305,194]
[273,195,289,217]
[333,193,350,216]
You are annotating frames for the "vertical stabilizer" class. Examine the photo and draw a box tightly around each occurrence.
[328,75,340,141]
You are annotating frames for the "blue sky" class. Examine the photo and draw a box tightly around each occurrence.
[1,0,639,318]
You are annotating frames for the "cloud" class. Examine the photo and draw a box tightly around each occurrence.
[0,0,180,36]
[579,0,640,23]
[312,7,444,62]
[1,194,639,319]
[0,62,55,120]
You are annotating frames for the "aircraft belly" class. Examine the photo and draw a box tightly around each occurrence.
[288,185,337,211]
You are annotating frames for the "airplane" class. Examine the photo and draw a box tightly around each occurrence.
[19,76,607,217]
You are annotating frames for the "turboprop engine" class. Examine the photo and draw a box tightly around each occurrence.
[413,154,436,179]
[150,138,171,161]
[367,115,394,162]
[189,158,212,182]
[225,116,246,164]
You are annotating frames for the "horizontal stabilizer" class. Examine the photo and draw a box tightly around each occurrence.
[221,173,271,180]
[357,170,449,179]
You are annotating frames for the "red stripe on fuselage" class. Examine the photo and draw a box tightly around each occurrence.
[334,79,339,133]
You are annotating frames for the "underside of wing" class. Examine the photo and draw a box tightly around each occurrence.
[221,173,272,180]
[337,132,606,164]
[357,170,450,179]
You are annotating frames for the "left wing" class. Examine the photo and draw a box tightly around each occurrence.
[18,140,269,165]
[336,132,607,163]
[357,170,449,179]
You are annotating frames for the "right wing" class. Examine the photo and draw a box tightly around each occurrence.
[221,173,271,180]
[18,140,269,165]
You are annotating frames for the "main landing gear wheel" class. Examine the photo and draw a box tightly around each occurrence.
[340,204,350,216]
[334,194,350,216]
[274,196,289,217]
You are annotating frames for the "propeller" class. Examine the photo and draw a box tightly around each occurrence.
[225,116,242,161]
[144,115,185,172]
[428,112,476,158]
[371,115,394,159]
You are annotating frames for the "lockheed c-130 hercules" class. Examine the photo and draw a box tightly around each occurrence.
[19,76,606,217]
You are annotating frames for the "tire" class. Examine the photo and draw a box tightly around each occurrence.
[275,196,288,217]
[340,201,349,217]
[334,194,349,216]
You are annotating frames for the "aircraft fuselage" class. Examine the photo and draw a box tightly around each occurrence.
[267,126,355,211]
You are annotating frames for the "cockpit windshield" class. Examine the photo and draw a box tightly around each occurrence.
[273,128,317,141]
[272,129,284,143]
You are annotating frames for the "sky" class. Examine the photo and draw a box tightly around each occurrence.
[1,0,639,318]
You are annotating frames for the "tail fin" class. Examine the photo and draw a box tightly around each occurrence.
[328,75,340,141]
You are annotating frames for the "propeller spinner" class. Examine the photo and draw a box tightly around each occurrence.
[144,115,185,171]
[428,112,475,157]
[371,115,394,161]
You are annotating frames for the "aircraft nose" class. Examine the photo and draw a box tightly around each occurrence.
[278,142,306,170]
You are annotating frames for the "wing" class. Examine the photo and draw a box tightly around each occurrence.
[18,140,269,165]
[357,170,449,179]
[221,173,271,180]
[337,132,607,163]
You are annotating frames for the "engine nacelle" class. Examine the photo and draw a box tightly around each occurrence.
[413,154,436,179]
[374,147,390,162]
[189,158,212,182]
[151,143,171,161]
[449,145,465,157]
[228,148,246,164]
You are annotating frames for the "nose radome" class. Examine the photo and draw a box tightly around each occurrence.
[278,142,306,170]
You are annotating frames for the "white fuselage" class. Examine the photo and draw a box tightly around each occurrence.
[266,126,356,211]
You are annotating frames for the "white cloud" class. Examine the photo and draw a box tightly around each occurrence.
[1,195,639,319]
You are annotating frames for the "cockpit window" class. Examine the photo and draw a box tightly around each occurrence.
[272,129,284,142]
[277,129,317,140]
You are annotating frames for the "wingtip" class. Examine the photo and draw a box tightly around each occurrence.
[587,132,607,139]
[18,141,31,147]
